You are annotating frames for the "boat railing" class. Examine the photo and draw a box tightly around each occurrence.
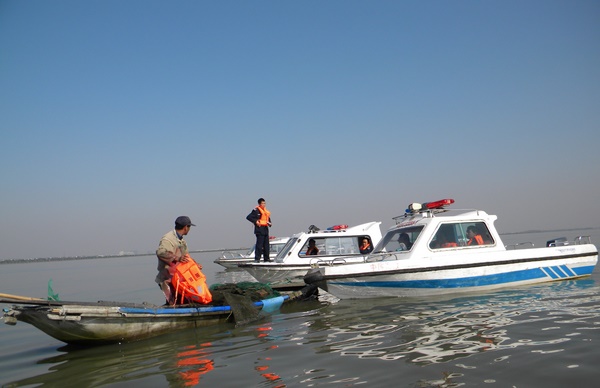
[392,208,482,224]
[309,257,352,268]
[218,250,247,260]
[505,242,535,250]
[365,252,399,262]
[329,257,349,266]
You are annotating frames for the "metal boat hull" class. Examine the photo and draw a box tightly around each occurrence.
[3,294,298,345]
[10,305,231,344]
[241,257,367,288]
[213,258,255,269]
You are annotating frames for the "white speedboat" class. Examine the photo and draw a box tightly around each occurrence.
[214,237,290,268]
[239,222,382,289]
[304,199,598,299]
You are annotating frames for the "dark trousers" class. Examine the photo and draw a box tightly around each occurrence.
[255,234,270,262]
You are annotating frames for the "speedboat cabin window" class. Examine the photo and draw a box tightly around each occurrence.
[375,226,424,253]
[299,236,369,257]
[359,236,373,254]
[300,238,324,256]
[430,222,494,249]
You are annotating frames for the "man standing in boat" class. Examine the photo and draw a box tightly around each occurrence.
[155,216,195,304]
[246,198,272,262]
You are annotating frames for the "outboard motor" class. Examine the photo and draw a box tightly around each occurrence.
[304,268,328,292]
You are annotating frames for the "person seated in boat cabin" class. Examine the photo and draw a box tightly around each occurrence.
[359,237,373,254]
[306,238,319,255]
[480,228,493,245]
[466,226,484,246]
[437,232,458,248]
[397,233,413,251]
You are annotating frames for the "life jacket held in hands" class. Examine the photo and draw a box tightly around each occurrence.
[171,255,212,305]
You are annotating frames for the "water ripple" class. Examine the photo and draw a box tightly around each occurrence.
[306,280,600,366]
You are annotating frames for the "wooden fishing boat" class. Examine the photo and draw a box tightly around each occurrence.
[1,285,317,345]
[304,199,598,299]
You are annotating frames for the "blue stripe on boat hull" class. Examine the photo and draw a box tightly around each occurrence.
[331,265,596,290]
[120,295,289,315]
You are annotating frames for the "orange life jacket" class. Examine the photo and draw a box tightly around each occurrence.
[256,206,271,226]
[441,242,458,248]
[171,255,212,305]
[360,242,371,251]
[306,246,319,255]
[468,235,484,246]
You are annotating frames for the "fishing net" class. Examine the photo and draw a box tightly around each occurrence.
[209,282,280,305]
[209,282,280,325]
[222,293,261,326]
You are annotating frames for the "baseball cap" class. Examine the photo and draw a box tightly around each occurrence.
[175,216,195,227]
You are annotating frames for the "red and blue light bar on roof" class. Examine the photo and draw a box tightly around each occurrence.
[423,198,454,209]
[327,224,348,230]
[407,198,454,213]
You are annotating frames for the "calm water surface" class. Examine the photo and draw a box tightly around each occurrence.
[1,231,599,387]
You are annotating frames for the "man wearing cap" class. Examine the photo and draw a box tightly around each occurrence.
[155,216,195,304]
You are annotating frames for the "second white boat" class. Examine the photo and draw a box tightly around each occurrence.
[239,222,383,289]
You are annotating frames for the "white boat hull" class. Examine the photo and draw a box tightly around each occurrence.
[305,246,598,299]
[241,257,367,288]
[213,257,255,269]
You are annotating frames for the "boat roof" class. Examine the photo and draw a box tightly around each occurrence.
[390,199,497,230]
[269,237,290,244]
[291,221,381,238]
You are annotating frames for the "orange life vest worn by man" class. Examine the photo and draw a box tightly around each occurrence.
[466,226,484,246]
[359,238,372,254]
[155,216,195,304]
[246,198,272,262]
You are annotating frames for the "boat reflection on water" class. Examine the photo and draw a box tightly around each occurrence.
[307,277,599,366]
[176,345,214,386]
[5,325,228,387]
[3,298,325,388]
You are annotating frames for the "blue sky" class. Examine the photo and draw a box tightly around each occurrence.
[1,1,599,260]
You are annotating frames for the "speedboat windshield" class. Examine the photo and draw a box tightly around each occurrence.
[373,226,424,253]
[275,238,298,261]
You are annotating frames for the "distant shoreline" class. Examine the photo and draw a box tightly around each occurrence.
[0,248,248,265]
[2,226,598,265]
[499,226,598,236]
